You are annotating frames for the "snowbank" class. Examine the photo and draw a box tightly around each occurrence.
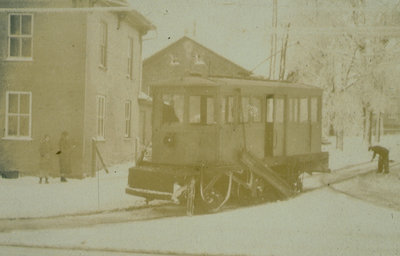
[0,162,149,219]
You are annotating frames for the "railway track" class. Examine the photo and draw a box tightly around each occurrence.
[0,203,186,233]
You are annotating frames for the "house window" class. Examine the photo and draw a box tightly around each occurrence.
[169,55,180,65]
[99,22,108,68]
[96,96,106,139]
[194,53,205,65]
[124,100,132,138]
[127,37,134,79]
[5,91,32,139]
[8,14,33,59]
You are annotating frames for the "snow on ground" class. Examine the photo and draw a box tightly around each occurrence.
[322,134,400,170]
[333,164,400,212]
[0,162,150,219]
[0,188,399,256]
[1,135,399,219]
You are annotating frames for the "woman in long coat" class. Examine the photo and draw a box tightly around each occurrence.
[58,131,74,182]
[39,135,51,184]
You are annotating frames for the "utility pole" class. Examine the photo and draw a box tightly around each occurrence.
[279,23,290,80]
[269,0,278,80]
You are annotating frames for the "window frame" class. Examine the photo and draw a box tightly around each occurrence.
[127,37,134,79]
[8,13,34,61]
[124,100,132,138]
[194,53,205,65]
[161,93,185,125]
[299,97,309,123]
[96,95,106,139]
[275,97,285,124]
[310,97,319,123]
[169,54,180,65]
[250,97,262,123]
[4,91,32,140]
[293,98,299,123]
[239,96,250,124]
[188,95,217,125]
[99,22,108,68]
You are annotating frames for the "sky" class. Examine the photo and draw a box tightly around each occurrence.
[129,0,278,76]
[128,0,400,77]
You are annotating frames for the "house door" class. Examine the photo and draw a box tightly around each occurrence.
[265,95,285,157]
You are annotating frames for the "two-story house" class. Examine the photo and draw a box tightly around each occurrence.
[0,0,154,177]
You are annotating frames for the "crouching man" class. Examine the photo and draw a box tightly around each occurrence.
[369,145,389,174]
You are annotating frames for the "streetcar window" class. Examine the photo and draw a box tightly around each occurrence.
[288,98,293,122]
[189,96,216,125]
[311,97,318,122]
[221,97,226,124]
[250,97,262,122]
[293,98,299,122]
[227,96,235,123]
[276,98,284,123]
[266,98,274,123]
[207,97,216,124]
[299,98,308,122]
[189,96,201,124]
[240,97,250,123]
[162,94,184,124]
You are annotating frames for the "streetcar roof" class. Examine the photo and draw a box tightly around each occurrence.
[150,75,322,92]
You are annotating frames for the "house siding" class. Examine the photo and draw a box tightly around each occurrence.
[82,12,142,175]
[0,11,87,175]
[0,0,151,177]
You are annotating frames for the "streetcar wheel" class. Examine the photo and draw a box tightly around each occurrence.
[199,170,233,212]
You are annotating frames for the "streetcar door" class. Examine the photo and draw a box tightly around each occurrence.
[265,95,285,157]
[265,95,274,157]
[274,96,285,156]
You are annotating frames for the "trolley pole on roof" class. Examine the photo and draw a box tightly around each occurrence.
[269,0,278,80]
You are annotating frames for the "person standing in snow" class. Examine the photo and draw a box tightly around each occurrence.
[39,134,51,184]
[57,131,75,182]
[369,145,389,174]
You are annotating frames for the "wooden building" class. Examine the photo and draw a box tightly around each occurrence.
[0,0,154,177]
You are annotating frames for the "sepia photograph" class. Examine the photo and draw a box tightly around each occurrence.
[0,0,399,255]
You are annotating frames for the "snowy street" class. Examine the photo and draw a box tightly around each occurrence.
[0,164,399,255]
[0,135,399,255]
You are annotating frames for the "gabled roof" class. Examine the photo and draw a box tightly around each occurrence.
[143,36,252,76]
